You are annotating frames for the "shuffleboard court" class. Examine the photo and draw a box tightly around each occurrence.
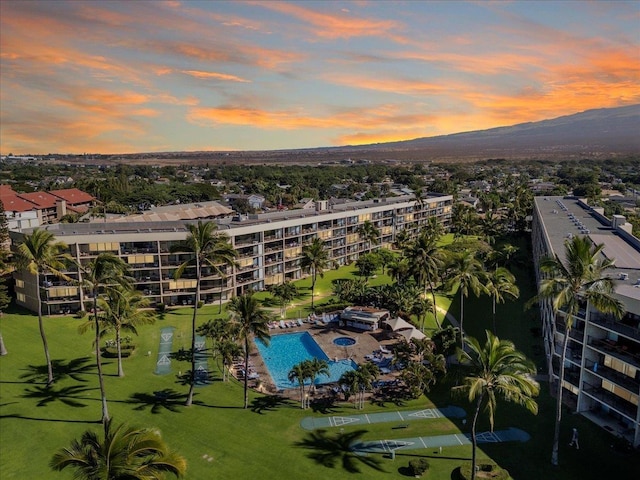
[154,327,175,375]
[300,406,466,431]
[194,335,210,386]
[351,427,530,454]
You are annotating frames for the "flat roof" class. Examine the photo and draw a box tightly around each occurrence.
[535,196,640,301]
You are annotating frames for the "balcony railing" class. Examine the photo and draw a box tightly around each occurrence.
[591,313,640,342]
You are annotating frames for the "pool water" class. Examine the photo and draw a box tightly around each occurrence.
[255,332,357,390]
[334,336,356,346]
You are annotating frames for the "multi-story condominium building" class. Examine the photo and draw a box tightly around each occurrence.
[10,192,452,315]
[532,195,640,448]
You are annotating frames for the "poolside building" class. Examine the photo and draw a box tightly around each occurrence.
[532,196,640,448]
[10,192,452,316]
[340,306,391,331]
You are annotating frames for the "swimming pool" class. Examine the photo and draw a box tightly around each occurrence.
[255,331,357,390]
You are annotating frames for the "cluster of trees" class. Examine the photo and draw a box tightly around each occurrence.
[1,170,629,477]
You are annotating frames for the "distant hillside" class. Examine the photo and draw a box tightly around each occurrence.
[355,104,640,162]
[40,104,640,165]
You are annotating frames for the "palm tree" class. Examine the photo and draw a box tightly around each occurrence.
[406,231,445,329]
[270,281,298,318]
[288,361,311,409]
[15,228,71,386]
[307,357,330,393]
[76,253,131,429]
[228,294,272,408]
[354,363,379,409]
[454,331,539,480]
[50,418,186,479]
[445,250,486,347]
[300,237,329,311]
[401,361,439,399]
[532,235,624,466]
[218,339,243,382]
[81,286,155,377]
[357,220,379,253]
[393,228,411,251]
[171,220,237,406]
[486,267,520,334]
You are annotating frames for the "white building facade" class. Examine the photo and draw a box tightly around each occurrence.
[11,193,452,315]
[532,196,640,448]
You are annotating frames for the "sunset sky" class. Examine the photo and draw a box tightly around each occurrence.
[1,0,639,155]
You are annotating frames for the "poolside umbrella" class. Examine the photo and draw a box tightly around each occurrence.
[397,328,426,342]
[383,317,414,332]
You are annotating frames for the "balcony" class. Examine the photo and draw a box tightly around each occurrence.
[588,337,640,369]
[591,313,640,342]
[582,382,638,420]
[584,359,640,393]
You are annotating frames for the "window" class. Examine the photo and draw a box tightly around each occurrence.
[17,293,26,302]
[89,242,119,252]
[16,279,24,288]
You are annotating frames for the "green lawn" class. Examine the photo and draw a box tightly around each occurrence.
[1,246,638,479]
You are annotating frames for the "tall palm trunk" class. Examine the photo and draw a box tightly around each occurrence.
[310,269,316,311]
[470,393,484,480]
[459,294,465,349]
[492,297,497,334]
[551,324,571,466]
[218,275,225,314]
[115,324,124,377]
[186,257,200,407]
[93,293,109,431]
[427,272,441,329]
[243,336,250,409]
[37,271,54,386]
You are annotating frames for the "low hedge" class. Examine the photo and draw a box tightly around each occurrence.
[458,462,509,480]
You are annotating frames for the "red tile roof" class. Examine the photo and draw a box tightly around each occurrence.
[50,188,95,205]
[18,191,59,209]
[0,192,38,212]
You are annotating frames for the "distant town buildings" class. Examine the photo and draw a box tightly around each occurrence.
[0,185,95,230]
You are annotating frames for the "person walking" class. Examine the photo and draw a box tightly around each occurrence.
[569,428,579,449]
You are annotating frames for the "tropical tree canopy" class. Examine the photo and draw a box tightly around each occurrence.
[50,419,187,479]
[455,331,539,480]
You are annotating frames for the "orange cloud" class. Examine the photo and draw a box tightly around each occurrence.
[181,70,251,82]
[187,104,436,134]
[255,1,406,42]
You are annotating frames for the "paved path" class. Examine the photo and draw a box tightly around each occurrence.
[351,427,531,454]
[300,406,466,431]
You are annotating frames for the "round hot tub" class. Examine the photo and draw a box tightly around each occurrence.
[333,336,356,347]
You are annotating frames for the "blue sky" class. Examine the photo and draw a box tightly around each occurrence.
[1,0,638,154]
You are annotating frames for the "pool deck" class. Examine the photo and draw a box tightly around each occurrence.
[245,321,400,395]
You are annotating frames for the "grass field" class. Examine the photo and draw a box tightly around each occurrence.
[1,245,638,479]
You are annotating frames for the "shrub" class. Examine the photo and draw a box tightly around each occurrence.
[197,300,204,309]
[75,310,87,319]
[458,462,509,480]
[408,458,430,477]
[156,303,167,313]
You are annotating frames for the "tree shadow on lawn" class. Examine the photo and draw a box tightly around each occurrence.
[250,394,295,414]
[21,383,96,408]
[0,412,99,425]
[18,357,96,384]
[126,389,188,414]
[295,429,385,474]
